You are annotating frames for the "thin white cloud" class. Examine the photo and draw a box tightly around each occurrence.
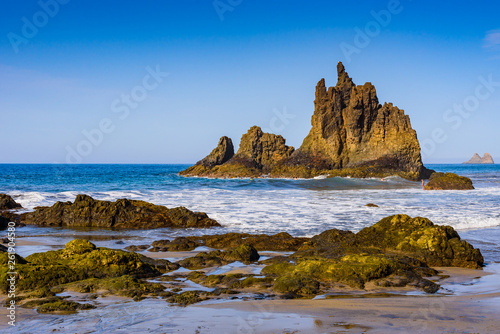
[484,29,500,49]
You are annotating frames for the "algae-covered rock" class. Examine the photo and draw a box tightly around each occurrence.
[21,194,220,229]
[355,214,483,268]
[63,275,165,300]
[221,243,260,263]
[21,296,95,314]
[0,239,173,294]
[125,244,150,252]
[424,172,474,190]
[273,276,320,296]
[178,251,225,270]
[177,244,260,269]
[166,290,207,306]
[189,232,308,251]
[263,254,438,293]
[151,237,201,252]
[36,300,95,313]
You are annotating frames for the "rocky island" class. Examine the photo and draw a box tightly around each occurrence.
[463,152,494,164]
[181,62,434,181]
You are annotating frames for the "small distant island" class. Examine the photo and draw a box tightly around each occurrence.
[463,153,494,164]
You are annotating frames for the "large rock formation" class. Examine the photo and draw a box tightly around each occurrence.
[181,62,433,180]
[198,136,234,167]
[21,194,220,229]
[274,62,432,180]
[180,126,294,177]
[463,153,494,164]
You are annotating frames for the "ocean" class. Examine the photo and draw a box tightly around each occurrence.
[1,163,499,262]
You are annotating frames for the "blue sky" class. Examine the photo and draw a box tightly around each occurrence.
[1,0,499,164]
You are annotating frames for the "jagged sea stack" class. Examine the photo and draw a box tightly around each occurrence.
[181,62,433,180]
[180,126,294,177]
[274,62,432,180]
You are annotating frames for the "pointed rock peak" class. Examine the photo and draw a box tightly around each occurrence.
[246,125,263,137]
[197,136,234,167]
[336,61,354,89]
[317,78,326,88]
[337,61,346,76]
[463,152,494,164]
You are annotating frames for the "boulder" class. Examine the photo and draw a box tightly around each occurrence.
[0,194,22,210]
[188,231,308,251]
[0,239,174,306]
[178,244,260,269]
[424,172,474,190]
[150,237,201,252]
[355,214,483,268]
[21,194,220,228]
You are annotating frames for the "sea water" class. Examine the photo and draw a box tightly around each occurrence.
[1,163,499,262]
[1,163,500,333]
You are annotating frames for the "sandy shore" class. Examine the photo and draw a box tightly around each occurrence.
[1,265,499,333]
[195,291,500,333]
[3,238,499,333]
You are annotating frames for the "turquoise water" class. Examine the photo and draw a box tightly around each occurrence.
[1,163,499,261]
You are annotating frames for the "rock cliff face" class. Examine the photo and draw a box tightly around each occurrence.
[21,195,220,229]
[180,126,294,177]
[198,136,234,167]
[181,62,433,180]
[276,62,431,180]
[463,153,494,164]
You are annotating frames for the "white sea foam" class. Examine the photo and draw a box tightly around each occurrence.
[7,185,500,239]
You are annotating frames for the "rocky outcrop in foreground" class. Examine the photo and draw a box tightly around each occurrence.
[3,214,482,312]
[21,195,220,229]
[0,194,22,210]
[181,62,433,181]
[424,172,475,190]
[463,153,494,164]
[0,194,23,229]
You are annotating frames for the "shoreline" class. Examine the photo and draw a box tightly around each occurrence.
[1,241,499,333]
